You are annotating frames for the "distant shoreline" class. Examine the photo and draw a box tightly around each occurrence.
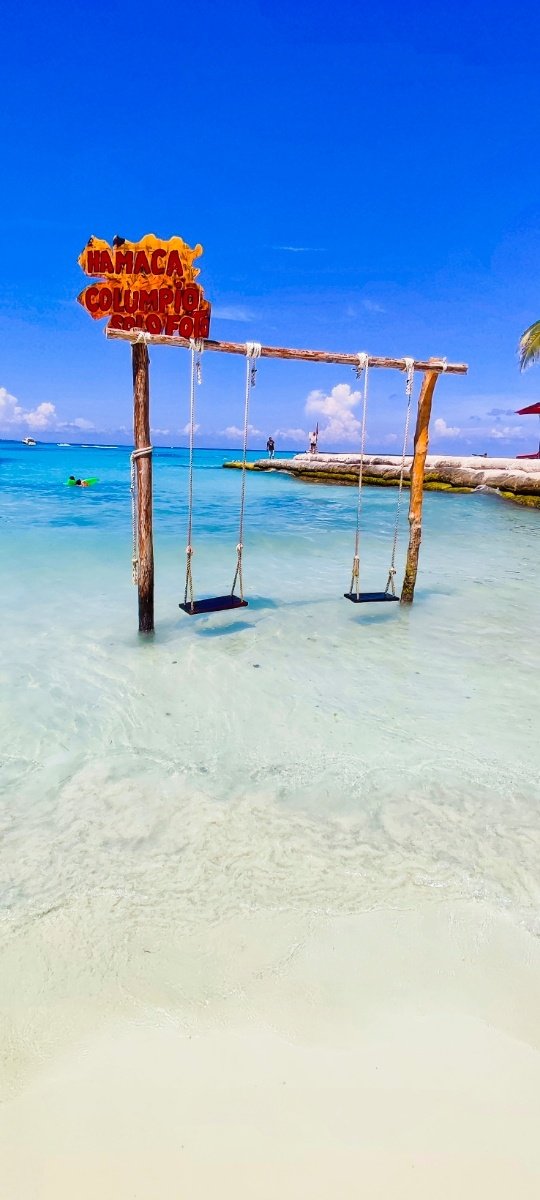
[224,452,540,508]
[0,439,301,454]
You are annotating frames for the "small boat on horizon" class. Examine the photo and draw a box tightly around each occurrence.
[22,437,36,446]
[57,442,71,447]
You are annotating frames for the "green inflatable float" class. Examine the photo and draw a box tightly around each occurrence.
[65,477,99,487]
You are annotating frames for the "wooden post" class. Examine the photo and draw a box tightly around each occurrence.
[400,363,440,605]
[132,342,154,633]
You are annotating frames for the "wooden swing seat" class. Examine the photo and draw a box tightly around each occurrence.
[179,594,248,616]
[344,591,400,604]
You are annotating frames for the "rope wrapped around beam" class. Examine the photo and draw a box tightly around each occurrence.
[106,328,467,375]
[130,445,153,584]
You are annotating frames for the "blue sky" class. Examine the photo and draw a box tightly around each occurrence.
[2,0,540,454]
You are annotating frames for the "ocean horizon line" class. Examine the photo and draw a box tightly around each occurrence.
[0,438,302,454]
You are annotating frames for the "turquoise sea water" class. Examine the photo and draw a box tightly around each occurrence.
[1,441,540,1092]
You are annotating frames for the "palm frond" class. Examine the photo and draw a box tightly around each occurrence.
[518,321,540,370]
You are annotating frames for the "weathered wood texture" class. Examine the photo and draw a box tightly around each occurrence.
[109,329,467,376]
[400,367,440,605]
[132,342,154,633]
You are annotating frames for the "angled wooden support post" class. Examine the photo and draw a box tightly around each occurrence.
[132,341,154,633]
[400,361,440,605]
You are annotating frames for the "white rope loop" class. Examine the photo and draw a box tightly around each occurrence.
[190,337,204,386]
[385,359,415,594]
[246,341,262,388]
[349,353,370,595]
[183,345,201,609]
[130,445,153,584]
[231,344,260,599]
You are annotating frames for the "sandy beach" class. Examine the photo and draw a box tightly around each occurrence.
[2,905,540,1198]
[1,455,539,1200]
[1,445,540,1197]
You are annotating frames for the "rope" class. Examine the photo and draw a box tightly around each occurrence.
[385,357,414,596]
[231,342,261,598]
[130,445,153,584]
[349,354,369,596]
[183,340,204,610]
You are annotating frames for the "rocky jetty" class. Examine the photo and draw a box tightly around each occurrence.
[223,453,540,507]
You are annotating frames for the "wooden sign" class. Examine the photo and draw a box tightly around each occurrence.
[77,233,211,339]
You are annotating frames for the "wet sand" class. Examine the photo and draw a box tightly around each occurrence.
[2,906,540,1199]
[2,1008,540,1199]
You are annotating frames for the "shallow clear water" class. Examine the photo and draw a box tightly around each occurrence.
[1,442,540,1090]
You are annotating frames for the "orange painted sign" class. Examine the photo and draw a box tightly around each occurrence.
[78,233,211,339]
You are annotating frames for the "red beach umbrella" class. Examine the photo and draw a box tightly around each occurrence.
[515,401,540,458]
[515,402,540,415]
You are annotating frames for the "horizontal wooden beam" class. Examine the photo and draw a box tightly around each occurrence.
[106,328,467,375]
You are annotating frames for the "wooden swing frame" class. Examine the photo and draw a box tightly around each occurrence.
[107,327,468,634]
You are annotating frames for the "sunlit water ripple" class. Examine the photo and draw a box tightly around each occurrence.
[1,441,539,1089]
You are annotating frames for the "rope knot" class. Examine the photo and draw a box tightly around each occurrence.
[186,545,193,556]
[130,448,152,587]
[355,352,369,378]
[131,445,153,462]
[236,542,243,553]
[404,357,415,397]
[245,341,262,359]
[189,339,204,384]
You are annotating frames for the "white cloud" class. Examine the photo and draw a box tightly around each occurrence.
[151,427,171,436]
[490,424,525,440]
[305,382,362,444]
[182,422,200,435]
[213,305,256,322]
[222,423,263,438]
[362,298,385,314]
[71,417,94,431]
[0,387,55,430]
[433,417,461,439]
[24,402,56,429]
[272,245,325,253]
[274,427,307,442]
[346,299,385,318]
[0,386,94,434]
